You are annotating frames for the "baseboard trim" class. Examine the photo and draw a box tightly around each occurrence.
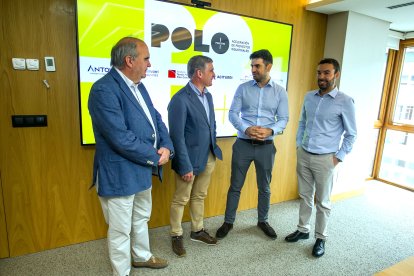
[331,187,366,202]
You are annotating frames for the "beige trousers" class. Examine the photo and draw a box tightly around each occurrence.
[297,147,336,240]
[170,152,216,236]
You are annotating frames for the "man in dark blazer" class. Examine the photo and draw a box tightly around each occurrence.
[168,55,222,257]
[88,37,174,276]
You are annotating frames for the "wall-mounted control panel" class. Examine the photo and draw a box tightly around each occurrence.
[11,57,56,71]
[44,57,56,71]
[12,115,48,127]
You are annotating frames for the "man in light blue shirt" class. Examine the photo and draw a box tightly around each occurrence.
[285,58,357,258]
[216,49,289,240]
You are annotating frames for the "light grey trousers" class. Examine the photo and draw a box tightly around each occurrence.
[296,147,335,240]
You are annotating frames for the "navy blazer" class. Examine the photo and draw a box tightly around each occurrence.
[168,83,222,176]
[88,68,174,197]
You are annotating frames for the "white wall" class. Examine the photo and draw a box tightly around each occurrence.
[324,11,390,195]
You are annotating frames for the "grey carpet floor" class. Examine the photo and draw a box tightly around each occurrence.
[1,181,413,276]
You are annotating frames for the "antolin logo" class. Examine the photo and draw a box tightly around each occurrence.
[87,65,110,73]
[152,23,229,54]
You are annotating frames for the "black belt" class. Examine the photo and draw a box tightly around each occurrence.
[303,148,323,155]
[239,138,273,145]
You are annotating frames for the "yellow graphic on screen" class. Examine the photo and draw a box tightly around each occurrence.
[78,0,145,57]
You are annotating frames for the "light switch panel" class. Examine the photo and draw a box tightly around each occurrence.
[12,58,26,70]
[26,59,40,70]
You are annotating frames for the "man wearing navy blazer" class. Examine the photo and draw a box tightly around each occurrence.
[88,37,174,276]
[168,55,222,257]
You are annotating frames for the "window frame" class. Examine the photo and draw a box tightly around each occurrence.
[373,38,414,191]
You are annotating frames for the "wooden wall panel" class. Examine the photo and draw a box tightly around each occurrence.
[0,0,327,257]
[0,0,107,257]
[0,176,9,258]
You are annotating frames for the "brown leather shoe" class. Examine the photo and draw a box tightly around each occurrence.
[172,235,186,257]
[132,255,168,269]
[190,229,217,245]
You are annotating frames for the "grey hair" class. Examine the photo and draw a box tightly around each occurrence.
[187,55,213,78]
[110,37,140,68]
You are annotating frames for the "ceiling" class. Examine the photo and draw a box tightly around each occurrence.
[306,0,414,33]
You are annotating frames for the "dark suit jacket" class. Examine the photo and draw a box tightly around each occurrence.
[88,68,174,197]
[168,83,222,176]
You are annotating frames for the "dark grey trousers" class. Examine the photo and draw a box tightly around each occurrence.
[224,139,276,223]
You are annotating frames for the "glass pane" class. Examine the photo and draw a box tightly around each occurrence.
[379,130,414,187]
[393,47,414,125]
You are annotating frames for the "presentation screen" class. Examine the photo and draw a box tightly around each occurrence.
[76,0,293,145]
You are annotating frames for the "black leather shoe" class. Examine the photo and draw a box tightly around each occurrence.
[312,238,325,257]
[285,230,310,242]
[216,222,233,239]
[257,222,277,239]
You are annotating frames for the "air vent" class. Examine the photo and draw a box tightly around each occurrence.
[387,1,414,9]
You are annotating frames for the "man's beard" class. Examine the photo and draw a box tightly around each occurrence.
[318,79,334,91]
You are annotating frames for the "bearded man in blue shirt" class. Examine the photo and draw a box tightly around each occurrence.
[285,58,357,258]
[216,49,289,240]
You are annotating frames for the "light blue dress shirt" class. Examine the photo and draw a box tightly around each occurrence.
[229,79,289,140]
[189,81,210,123]
[296,87,357,161]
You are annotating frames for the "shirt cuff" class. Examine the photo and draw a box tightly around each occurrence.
[335,151,346,162]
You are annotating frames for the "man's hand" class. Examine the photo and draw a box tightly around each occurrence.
[157,147,171,166]
[245,126,273,141]
[181,171,194,182]
[333,156,341,167]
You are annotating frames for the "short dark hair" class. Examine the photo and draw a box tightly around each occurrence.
[250,49,273,66]
[319,58,341,73]
[187,55,213,78]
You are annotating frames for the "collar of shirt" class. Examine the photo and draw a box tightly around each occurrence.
[314,86,339,98]
[114,67,140,89]
[189,81,209,97]
[252,78,274,88]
